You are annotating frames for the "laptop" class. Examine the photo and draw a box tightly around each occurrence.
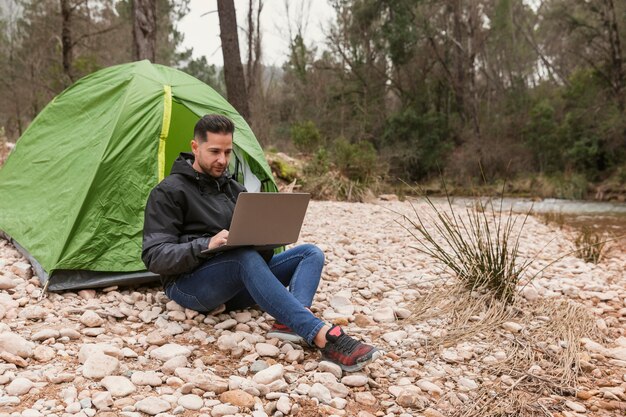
[201,192,311,254]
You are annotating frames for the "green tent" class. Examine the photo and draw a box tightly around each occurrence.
[0,60,277,291]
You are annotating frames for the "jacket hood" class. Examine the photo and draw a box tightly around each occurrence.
[170,152,232,186]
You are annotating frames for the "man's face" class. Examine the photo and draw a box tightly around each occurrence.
[191,131,233,178]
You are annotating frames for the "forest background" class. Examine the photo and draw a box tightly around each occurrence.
[0,0,625,201]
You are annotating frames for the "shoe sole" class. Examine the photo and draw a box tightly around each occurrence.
[267,331,305,344]
[322,348,383,372]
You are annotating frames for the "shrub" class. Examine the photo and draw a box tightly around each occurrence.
[304,147,330,176]
[290,120,323,153]
[332,137,379,182]
[525,99,561,173]
[382,108,451,181]
[396,184,534,304]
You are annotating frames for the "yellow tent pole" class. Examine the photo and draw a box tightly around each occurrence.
[157,85,172,182]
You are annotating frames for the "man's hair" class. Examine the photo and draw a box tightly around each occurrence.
[194,114,235,142]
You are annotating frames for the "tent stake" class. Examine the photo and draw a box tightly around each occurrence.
[38,280,49,301]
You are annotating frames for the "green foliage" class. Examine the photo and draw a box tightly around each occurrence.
[178,54,225,96]
[290,120,323,153]
[304,148,330,176]
[267,154,298,182]
[383,108,450,181]
[525,99,561,173]
[545,173,589,200]
[286,34,315,83]
[332,137,379,182]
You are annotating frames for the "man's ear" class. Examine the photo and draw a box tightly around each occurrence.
[191,139,198,155]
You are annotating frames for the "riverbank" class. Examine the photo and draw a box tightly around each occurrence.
[0,199,625,416]
[391,175,626,203]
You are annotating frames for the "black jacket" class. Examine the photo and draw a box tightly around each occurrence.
[142,153,245,286]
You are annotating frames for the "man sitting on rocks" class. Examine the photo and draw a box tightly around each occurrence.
[142,114,380,372]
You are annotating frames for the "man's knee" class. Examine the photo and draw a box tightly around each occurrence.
[300,243,325,264]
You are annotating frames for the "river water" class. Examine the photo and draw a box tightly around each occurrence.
[428,197,626,237]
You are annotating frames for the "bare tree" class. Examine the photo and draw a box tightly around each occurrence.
[245,0,263,99]
[217,0,250,120]
[132,0,157,61]
[60,0,74,85]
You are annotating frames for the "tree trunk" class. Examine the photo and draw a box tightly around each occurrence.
[60,0,73,86]
[217,0,251,120]
[132,0,157,62]
[246,0,263,97]
[603,0,624,109]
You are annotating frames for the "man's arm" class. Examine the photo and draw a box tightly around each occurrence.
[142,185,209,275]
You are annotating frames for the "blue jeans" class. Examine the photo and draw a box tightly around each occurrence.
[165,243,326,345]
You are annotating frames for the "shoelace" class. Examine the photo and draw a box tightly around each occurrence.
[330,334,362,355]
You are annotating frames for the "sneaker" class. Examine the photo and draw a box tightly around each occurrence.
[267,322,305,344]
[321,325,380,372]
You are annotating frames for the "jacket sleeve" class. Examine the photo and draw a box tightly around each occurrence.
[142,185,210,275]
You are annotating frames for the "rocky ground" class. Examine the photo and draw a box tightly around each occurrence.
[0,199,625,417]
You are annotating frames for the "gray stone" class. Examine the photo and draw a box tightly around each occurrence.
[255,343,279,357]
[458,377,478,390]
[341,374,368,387]
[0,293,18,309]
[276,396,291,414]
[78,343,122,364]
[151,344,192,361]
[250,360,269,373]
[565,400,586,413]
[31,329,60,341]
[18,306,48,320]
[285,349,304,362]
[211,404,239,417]
[80,310,104,327]
[0,332,33,358]
[502,322,523,333]
[101,376,136,397]
[92,392,113,410]
[33,345,55,362]
[309,383,332,404]
[252,364,284,385]
[373,307,396,323]
[177,394,203,410]
[138,307,162,323]
[329,295,355,315]
[82,352,119,379]
[131,371,162,386]
[382,330,408,343]
[0,276,17,290]
[416,379,443,395]
[522,286,539,301]
[215,318,237,330]
[135,397,171,415]
[318,361,342,379]
[162,356,188,374]
[5,377,34,395]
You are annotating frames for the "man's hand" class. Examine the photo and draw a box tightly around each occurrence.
[208,230,229,250]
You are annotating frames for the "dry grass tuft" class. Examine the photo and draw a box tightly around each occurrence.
[405,286,515,347]
[539,211,566,229]
[408,283,601,417]
[574,227,606,264]
[395,192,533,304]
[301,170,378,202]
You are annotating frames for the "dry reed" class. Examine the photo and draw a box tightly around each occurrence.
[407,284,601,417]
